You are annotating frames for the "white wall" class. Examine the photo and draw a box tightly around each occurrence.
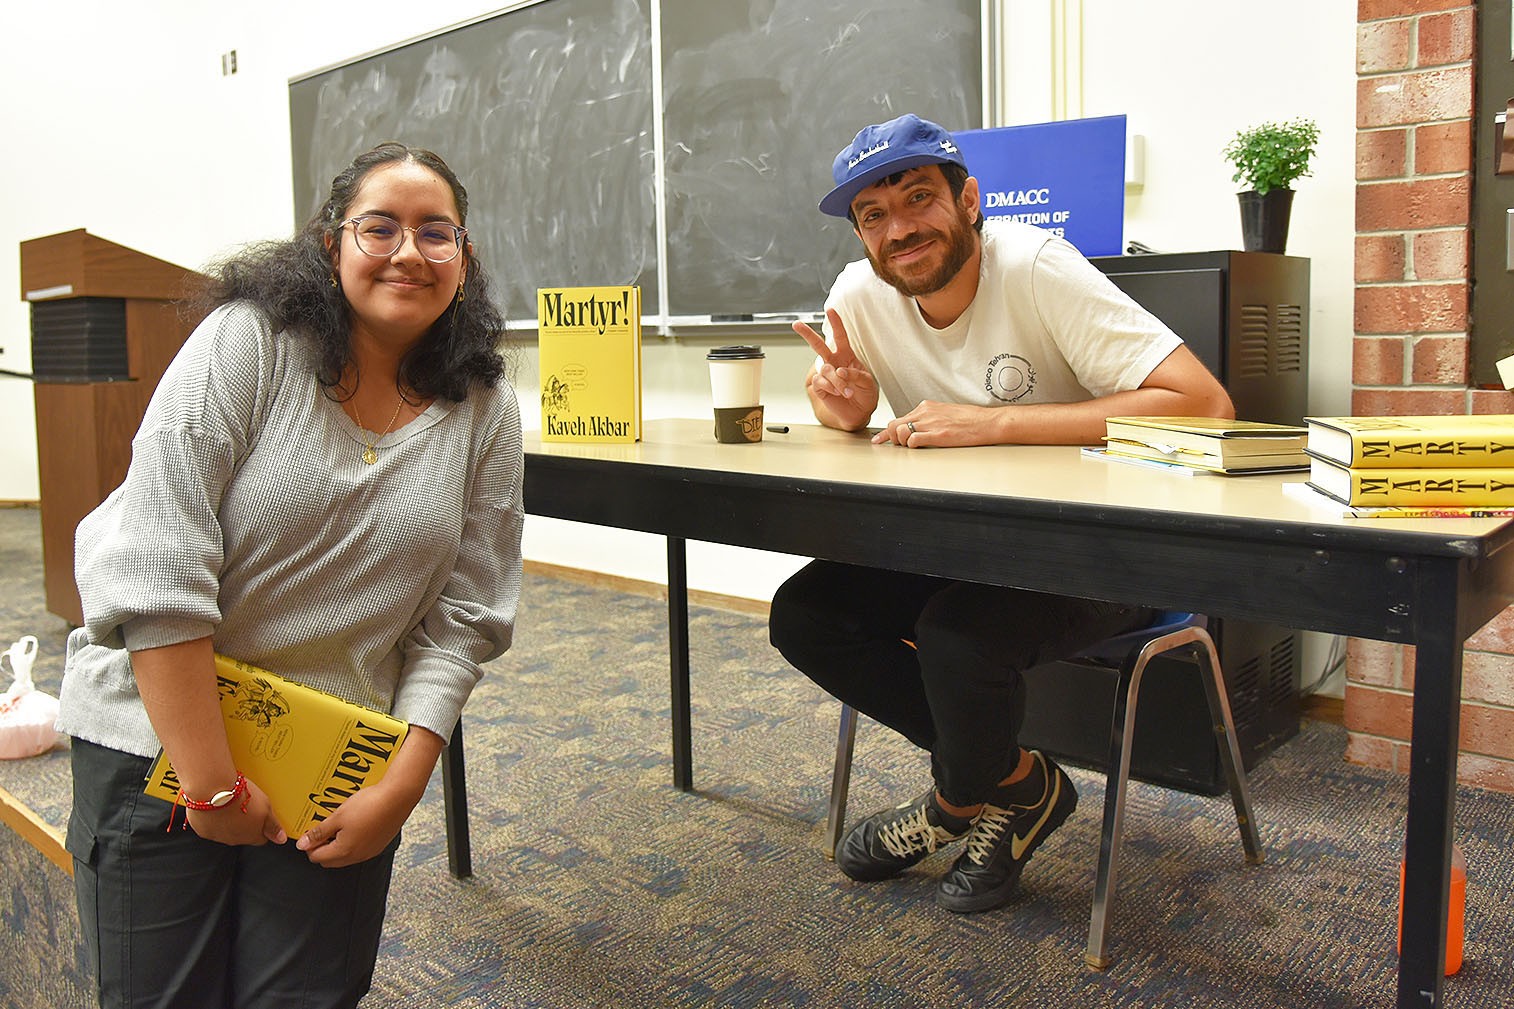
[0,0,1356,602]
[1084,0,1356,419]
[1000,0,1354,419]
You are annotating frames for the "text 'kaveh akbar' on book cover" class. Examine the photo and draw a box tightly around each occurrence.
[142,655,409,837]
[538,285,642,443]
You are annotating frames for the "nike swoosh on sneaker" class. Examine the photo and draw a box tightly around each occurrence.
[1010,768,1060,860]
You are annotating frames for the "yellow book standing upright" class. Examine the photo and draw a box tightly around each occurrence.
[538,285,642,442]
[142,655,409,837]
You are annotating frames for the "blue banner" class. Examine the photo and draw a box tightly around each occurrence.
[952,115,1126,257]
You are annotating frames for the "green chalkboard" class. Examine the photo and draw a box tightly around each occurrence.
[289,0,982,323]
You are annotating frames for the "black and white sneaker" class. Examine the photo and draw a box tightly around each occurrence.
[936,750,1078,912]
[835,789,974,882]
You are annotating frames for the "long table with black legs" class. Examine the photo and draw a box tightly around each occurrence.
[482,418,1514,1008]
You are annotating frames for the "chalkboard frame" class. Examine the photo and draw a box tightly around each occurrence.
[289,0,991,332]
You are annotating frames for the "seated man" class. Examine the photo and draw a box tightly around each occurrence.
[769,114,1234,913]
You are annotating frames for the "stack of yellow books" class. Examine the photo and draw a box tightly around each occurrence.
[1304,415,1514,512]
[1098,416,1308,474]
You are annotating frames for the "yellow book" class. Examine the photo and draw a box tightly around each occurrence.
[1307,456,1514,507]
[1103,439,1307,473]
[142,655,409,837]
[1104,416,1307,464]
[538,285,642,442]
[1305,415,1514,468]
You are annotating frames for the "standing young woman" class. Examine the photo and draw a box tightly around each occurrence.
[58,142,523,1009]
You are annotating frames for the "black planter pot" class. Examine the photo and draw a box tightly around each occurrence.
[1236,189,1294,253]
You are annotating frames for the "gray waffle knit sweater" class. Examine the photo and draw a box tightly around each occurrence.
[58,302,524,757]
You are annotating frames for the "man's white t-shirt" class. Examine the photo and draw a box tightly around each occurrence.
[822,219,1182,417]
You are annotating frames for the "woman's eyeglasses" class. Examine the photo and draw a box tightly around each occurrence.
[342,215,467,263]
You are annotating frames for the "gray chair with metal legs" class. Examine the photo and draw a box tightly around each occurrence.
[824,611,1264,969]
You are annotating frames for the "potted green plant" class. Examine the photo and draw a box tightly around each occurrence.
[1221,118,1320,253]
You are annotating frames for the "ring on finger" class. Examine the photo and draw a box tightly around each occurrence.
[907,421,917,434]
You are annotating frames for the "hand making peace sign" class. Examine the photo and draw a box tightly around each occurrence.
[792,308,879,432]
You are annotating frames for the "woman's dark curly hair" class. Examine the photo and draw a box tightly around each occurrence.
[198,142,506,403]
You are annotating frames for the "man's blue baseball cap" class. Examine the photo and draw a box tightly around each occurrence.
[819,114,968,218]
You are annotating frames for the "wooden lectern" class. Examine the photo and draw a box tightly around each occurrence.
[19,229,205,626]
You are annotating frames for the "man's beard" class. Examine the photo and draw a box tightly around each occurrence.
[865,209,977,298]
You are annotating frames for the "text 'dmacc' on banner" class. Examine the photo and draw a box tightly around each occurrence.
[952,115,1127,257]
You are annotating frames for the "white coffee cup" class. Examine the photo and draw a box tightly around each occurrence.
[707,345,765,443]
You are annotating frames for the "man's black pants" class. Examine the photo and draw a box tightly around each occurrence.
[769,560,1153,806]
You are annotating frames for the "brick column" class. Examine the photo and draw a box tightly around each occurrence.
[1351,1,1514,792]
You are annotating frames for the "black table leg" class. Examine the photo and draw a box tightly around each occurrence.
[442,717,473,879]
[668,535,693,791]
[1396,561,1464,1008]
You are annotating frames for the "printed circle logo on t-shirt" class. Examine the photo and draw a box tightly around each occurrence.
[985,353,1036,403]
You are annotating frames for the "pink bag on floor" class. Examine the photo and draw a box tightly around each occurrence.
[0,636,65,759]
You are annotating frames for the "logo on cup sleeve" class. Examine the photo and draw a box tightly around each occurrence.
[736,409,763,440]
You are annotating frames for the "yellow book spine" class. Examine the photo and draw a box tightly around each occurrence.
[1326,468,1514,507]
[1343,435,1514,467]
[142,655,409,837]
[1307,416,1514,467]
[538,285,642,443]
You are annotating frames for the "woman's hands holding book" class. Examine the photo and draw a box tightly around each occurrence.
[295,725,446,867]
[294,778,416,866]
[132,637,288,847]
[185,778,287,847]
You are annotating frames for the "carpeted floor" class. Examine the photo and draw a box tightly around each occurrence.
[0,505,1511,1008]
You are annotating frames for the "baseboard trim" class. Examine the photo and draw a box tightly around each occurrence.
[0,783,70,875]
[522,559,771,618]
[1302,694,1345,726]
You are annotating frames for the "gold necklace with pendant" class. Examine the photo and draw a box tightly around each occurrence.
[352,393,406,465]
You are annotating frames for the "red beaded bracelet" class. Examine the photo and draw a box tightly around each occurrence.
[167,773,249,832]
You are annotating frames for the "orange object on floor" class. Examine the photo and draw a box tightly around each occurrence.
[1398,844,1466,976]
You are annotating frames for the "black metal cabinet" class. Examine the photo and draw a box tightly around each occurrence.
[1091,250,1310,427]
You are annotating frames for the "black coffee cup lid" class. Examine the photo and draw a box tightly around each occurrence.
[707,345,765,360]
